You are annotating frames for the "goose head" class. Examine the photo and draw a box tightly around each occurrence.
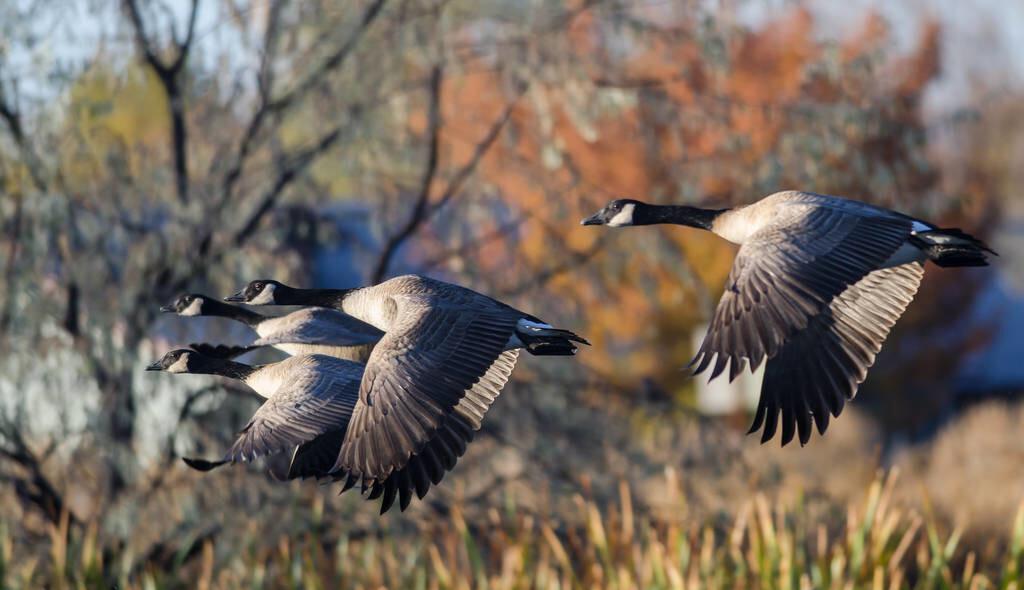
[160,293,209,316]
[225,280,285,305]
[146,349,203,374]
[581,199,645,227]
[147,349,255,380]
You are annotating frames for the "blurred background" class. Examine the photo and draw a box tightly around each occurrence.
[1,0,1022,587]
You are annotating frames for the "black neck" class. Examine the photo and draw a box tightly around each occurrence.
[201,299,264,327]
[275,286,353,309]
[190,356,257,381]
[635,205,725,229]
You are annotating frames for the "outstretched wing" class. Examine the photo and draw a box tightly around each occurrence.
[750,261,924,445]
[335,296,520,483]
[691,207,913,381]
[336,350,520,513]
[226,358,362,463]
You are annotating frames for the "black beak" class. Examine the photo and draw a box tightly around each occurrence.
[159,304,176,313]
[580,212,606,226]
[223,291,246,303]
[145,360,164,371]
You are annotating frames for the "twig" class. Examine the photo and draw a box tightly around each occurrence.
[428,82,527,215]
[0,78,48,192]
[372,65,444,283]
[372,75,527,282]
[123,0,200,205]
[0,422,80,528]
[217,0,389,215]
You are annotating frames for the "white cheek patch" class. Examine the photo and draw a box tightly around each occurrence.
[249,284,276,305]
[179,299,203,316]
[167,356,190,373]
[607,203,635,227]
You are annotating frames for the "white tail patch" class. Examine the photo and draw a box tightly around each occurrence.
[516,318,553,331]
[911,221,932,234]
[917,232,969,245]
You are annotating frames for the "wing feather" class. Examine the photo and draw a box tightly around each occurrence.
[225,357,362,463]
[335,293,520,482]
[692,208,913,380]
[752,262,925,445]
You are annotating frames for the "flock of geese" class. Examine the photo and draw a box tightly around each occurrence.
[149,190,994,513]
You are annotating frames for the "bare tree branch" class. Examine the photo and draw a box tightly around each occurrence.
[0,423,79,528]
[123,0,200,205]
[0,79,48,192]
[372,78,526,282]
[497,238,609,298]
[428,82,526,215]
[231,125,346,248]
[0,195,23,335]
[372,65,444,283]
[217,0,389,215]
[421,214,527,271]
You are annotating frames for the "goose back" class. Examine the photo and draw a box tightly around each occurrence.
[339,274,525,330]
[711,191,917,245]
[253,308,383,361]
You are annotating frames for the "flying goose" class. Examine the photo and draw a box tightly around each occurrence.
[224,274,589,498]
[582,190,995,446]
[147,348,465,512]
[161,293,383,362]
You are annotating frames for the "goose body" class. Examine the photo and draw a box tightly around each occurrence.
[147,350,361,468]
[226,274,589,504]
[161,294,382,362]
[583,190,994,446]
[147,348,478,512]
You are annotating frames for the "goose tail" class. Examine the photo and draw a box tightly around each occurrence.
[514,319,590,356]
[911,228,996,268]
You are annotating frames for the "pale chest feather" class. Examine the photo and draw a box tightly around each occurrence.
[254,316,285,338]
[244,369,285,399]
[711,206,776,244]
[340,288,398,332]
[711,200,814,245]
[274,342,373,363]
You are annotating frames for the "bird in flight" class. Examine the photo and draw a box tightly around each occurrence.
[582,190,994,446]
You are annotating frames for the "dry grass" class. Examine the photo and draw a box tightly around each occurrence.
[5,469,1024,590]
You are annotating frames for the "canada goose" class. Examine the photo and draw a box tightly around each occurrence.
[582,191,995,446]
[161,293,382,362]
[147,348,465,512]
[224,274,589,497]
